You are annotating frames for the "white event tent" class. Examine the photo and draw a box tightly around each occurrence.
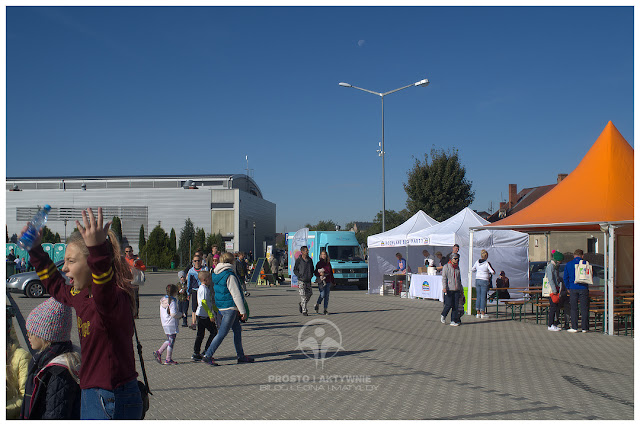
[367,210,439,294]
[405,208,530,302]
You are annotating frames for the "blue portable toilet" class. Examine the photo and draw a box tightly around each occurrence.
[53,244,66,263]
[6,243,17,257]
[42,243,55,262]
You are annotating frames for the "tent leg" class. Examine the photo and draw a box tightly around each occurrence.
[467,230,474,315]
[607,225,616,336]
[602,225,608,334]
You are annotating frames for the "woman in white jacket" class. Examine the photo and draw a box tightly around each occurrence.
[471,250,495,319]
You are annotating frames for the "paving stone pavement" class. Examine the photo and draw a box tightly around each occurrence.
[8,271,634,420]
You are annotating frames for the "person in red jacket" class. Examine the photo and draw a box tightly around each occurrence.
[22,207,142,419]
[124,246,146,319]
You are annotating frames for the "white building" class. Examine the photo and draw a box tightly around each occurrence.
[6,174,276,258]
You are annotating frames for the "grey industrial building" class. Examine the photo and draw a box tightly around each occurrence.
[6,174,276,258]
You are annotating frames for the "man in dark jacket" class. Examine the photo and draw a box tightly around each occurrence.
[293,246,314,316]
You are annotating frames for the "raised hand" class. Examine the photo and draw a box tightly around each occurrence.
[76,207,112,247]
[19,224,43,249]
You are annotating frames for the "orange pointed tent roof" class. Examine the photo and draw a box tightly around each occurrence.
[486,121,633,231]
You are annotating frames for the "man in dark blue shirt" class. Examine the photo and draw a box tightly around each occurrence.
[563,249,589,332]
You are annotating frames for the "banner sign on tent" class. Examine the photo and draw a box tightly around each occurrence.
[290,228,308,288]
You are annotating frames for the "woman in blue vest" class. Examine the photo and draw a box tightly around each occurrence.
[201,252,254,366]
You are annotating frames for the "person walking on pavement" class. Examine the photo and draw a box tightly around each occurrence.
[235,252,250,295]
[269,253,280,286]
[124,246,146,319]
[201,252,254,366]
[206,245,219,272]
[192,271,218,362]
[293,246,314,316]
[187,256,206,330]
[176,271,189,327]
[545,250,565,331]
[563,249,590,333]
[441,253,463,326]
[313,250,334,315]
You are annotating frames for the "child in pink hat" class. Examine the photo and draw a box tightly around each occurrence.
[21,297,81,419]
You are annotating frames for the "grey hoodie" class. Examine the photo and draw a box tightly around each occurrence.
[544,261,562,293]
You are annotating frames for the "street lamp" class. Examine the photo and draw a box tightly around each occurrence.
[253,221,256,259]
[339,78,430,232]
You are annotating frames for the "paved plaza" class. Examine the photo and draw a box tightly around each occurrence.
[8,271,634,420]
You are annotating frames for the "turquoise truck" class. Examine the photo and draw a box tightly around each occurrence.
[287,231,368,289]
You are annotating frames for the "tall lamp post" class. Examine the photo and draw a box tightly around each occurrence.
[339,78,429,232]
[253,221,256,260]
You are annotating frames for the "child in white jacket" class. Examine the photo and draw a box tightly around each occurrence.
[154,284,182,365]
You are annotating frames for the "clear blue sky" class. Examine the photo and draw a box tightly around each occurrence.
[7,6,634,234]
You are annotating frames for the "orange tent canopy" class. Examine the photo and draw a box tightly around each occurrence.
[486,121,633,232]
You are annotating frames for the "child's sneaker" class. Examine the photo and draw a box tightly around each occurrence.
[202,356,219,366]
[153,351,162,364]
[164,360,179,365]
[191,353,203,362]
[237,355,255,364]
[476,313,481,318]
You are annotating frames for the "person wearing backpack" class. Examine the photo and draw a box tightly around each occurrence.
[20,298,81,419]
[545,251,564,331]
[201,252,254,366]
[563,249,589,333]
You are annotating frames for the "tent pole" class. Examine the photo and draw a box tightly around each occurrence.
[545,232,549,262]
[607,225,616,336]
[602,224,608,334]
[467,230,474,315]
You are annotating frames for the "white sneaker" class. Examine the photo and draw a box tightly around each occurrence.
[450,322,460,327]
[581,329,588,333]
[548,325,561,331]
[440,315,446,324]
[476,313,481,318]
[567,328,578,333]
[481,314,489,319]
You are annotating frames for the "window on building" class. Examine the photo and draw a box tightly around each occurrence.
[587,238,598,253]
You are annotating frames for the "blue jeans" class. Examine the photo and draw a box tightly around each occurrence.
[203,309,245,359]
[316,283,331,310]
[80,379,142,420]
[475,279,490,312]
[441,290,460,323]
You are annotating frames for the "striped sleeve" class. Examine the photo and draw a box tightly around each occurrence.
[28,245,73,306]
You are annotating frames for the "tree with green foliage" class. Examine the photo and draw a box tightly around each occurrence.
[54,233,61,243]
[41,226,60,244]
[363,209,411,239]
[139,225,174,268]
[138,225,146,251]
[111,216,123,243]
[178,218,196,267]
[404,147,474,222]
[194,228,206,254]
[205,232,224,254]
[304,220,338,231]
[169,228,177,253]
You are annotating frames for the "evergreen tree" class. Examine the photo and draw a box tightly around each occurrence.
[41,226,57,244]
[138,225,146,251]
[194,228,206,254]
[169,228,177,253]
[54,233,61,243]
[111,216,123,243]
[404,147,474,222]
[178,218,196,267]
[139,225,173,268]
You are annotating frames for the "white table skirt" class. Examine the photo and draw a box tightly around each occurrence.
[409,274,444,302]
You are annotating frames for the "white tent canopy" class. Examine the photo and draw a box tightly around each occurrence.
[367,211,439,294]
[405,208,530,300]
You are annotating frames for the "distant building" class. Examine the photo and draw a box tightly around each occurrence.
[6,174,276,257]
[473,210,491,220]
[488,174,603,263]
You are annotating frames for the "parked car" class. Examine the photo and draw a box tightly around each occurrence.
[6,259,66,298]
[529,261,605,286]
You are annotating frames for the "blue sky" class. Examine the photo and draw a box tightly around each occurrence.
[6,6,634,233]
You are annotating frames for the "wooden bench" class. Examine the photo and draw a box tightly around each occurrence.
[503,300,528,321]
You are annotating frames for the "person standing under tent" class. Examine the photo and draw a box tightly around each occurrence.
[444,244,460,264]
[545,251,565,331]
[394,253,407,274]
[563,249,589,333]
[440,253,462,326]
[471,249,495,319]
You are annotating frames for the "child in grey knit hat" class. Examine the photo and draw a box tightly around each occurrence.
[21,297,81,419]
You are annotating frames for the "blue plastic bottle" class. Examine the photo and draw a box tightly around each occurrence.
[18,204,51,251]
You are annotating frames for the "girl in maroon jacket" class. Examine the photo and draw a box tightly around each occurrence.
[313,250,334,315]
[22,207,142,419]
